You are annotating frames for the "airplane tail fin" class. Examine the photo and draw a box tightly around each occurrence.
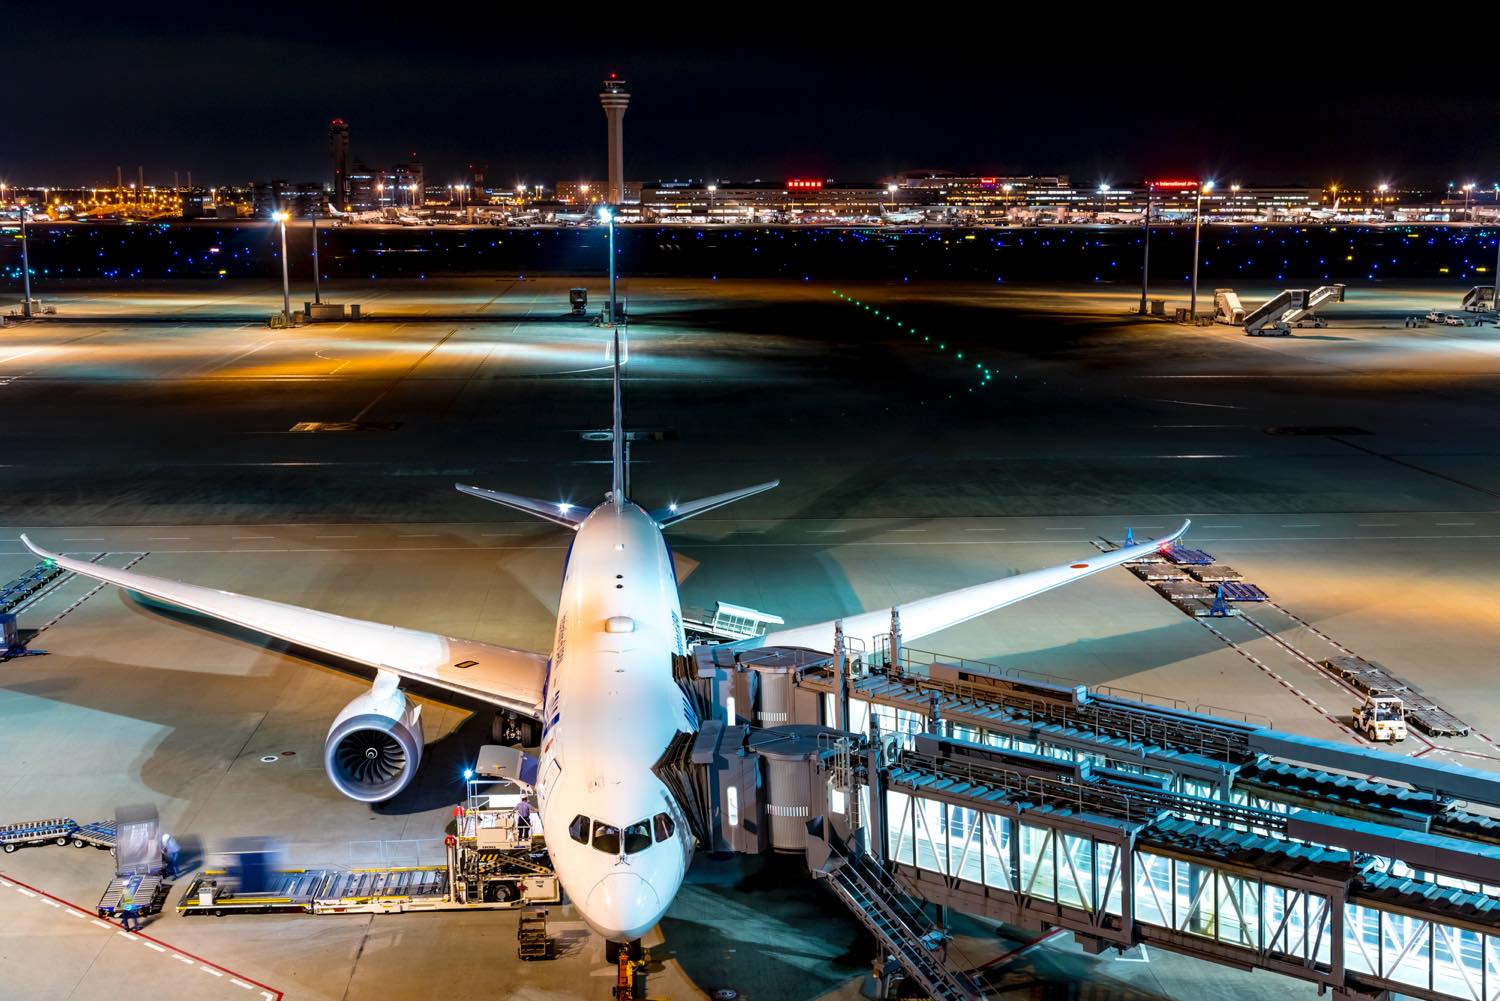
[651,480,780,528]
[455,484,585,530]
[611,324,626,509]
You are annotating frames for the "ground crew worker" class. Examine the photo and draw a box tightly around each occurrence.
[119,900,140,931]
[515,799,532,840]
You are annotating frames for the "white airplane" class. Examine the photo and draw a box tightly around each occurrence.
[21,326,1187,955]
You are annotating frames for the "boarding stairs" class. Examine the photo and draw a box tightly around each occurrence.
[1280,284,1345,326]
[811,839,982,1001]
[1241,285,1345,335]
[1213,289,1245,325]
[1462,285,1495,312]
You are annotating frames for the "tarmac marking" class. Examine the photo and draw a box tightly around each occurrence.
[203,966,225,976]
[1201,524,1242,528]
[42,898,60,907]
[64,537,105,541]
[1358,522,1398,527]
[963,528,1006,532]
[149,536,191,540]
[64,909,85,919]
[1279,523,1320,528]
[231,979,255,990]
[0,878,10,887]
[1437,521,1475,526]
[0,870,286,999]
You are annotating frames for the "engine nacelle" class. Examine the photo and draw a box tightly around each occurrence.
[324,673,424,803]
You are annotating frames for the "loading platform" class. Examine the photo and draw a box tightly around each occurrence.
[179,866,455,916]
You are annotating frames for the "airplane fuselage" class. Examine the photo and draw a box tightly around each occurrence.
[535,500,696,942]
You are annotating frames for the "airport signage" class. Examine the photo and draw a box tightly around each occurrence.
[786,179,824,190]
[1149,179,1200,190]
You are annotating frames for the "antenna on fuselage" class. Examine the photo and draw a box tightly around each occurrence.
[610,321,626,508]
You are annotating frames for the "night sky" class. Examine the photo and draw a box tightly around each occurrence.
[12,11,1500,192]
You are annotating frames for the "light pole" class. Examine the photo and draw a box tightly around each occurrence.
[1190,180,1213,320]
[1463,183,1475,222]
[707,184,717,224]
[600,206,617,326]
[1139,182,1153,315]
[19,201,32,318]
[272,210,292,326]
[887,183,898,217]
[310,209,322,305]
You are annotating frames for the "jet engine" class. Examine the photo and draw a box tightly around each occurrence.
[324,671,424,803]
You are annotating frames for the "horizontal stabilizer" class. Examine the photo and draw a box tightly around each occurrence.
[651,480,780,528]
[456,483,585,529]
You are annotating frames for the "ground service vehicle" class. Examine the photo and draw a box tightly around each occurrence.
[1355,696,1408,742]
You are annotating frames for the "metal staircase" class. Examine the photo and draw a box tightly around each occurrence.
[811,839,982,1001]
[1462,285,1495,311]
[1281,284,1345,325]
[1241,289,1299,335]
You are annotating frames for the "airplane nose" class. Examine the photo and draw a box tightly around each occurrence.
[586,873,662,941]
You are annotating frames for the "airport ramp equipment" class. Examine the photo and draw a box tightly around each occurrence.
[1280,284,1346,327]
[1213,289,1245,325]
[1242,289,1302,335]
[1,818,77,852]
[1463,285,1495,311]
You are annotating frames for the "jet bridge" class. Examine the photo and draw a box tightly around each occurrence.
[1240,285,1346,335]
[677,638,1500,1000]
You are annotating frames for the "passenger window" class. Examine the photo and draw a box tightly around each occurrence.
[653,812,675,842]
[592,821,621,855]
[569,815,590,845]
[624,820,652,854]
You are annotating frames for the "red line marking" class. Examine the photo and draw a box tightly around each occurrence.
[0,869,284,999]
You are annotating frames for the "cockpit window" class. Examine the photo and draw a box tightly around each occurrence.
[592,820,621,855]
[569,815,590,845]
[653,812,675,842]
[623,820,652,854]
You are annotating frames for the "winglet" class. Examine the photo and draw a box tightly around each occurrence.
[455,484,586,530]
[19,533,52,560]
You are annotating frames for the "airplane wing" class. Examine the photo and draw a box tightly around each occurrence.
[758,521,1190,653]
[20,535,546,716]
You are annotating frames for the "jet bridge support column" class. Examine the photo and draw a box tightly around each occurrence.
[888,606,903,672]
[867,714,886,865]
[835,620,849,733]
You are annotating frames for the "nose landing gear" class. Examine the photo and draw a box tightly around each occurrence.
[609,939,646,999]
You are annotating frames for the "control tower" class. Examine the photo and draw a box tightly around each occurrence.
[598,74,629,204]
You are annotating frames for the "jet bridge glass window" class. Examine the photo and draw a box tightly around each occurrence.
[592,821,621,855]
[653,812,675,842]
[624,820,652,854]
[569,815,590,845]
